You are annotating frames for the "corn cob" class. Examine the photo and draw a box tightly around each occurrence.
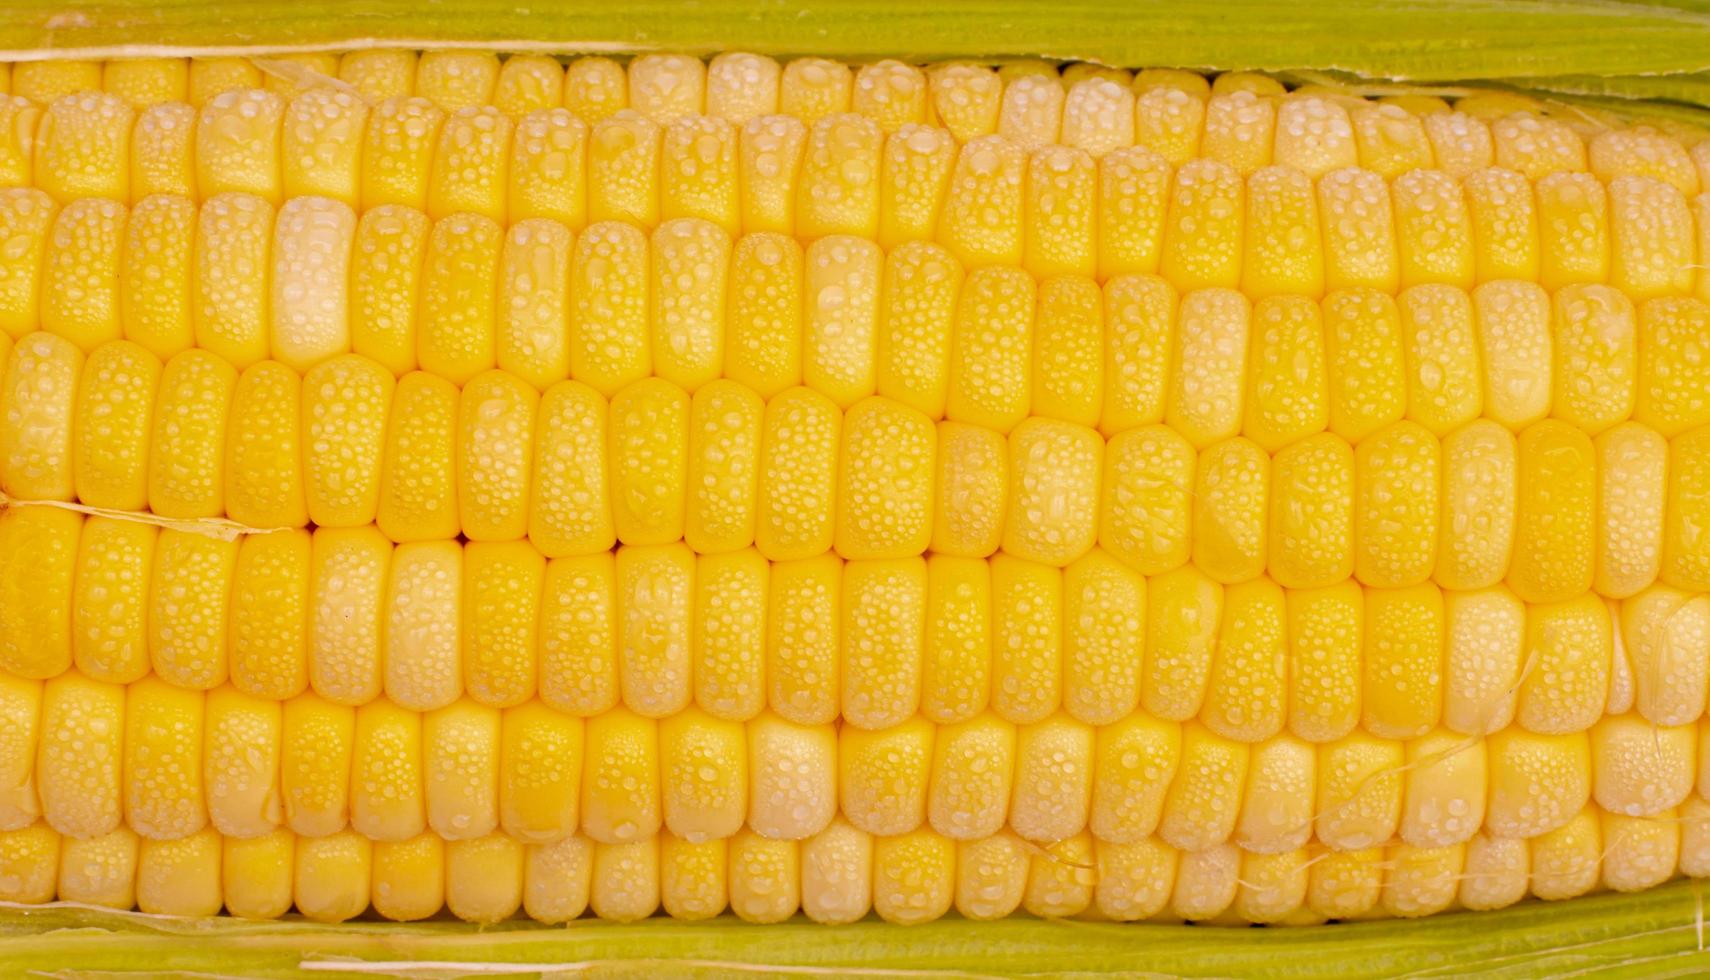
[0,46,1709,936]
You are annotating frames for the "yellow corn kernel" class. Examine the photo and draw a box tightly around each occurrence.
[1012,711,1094,841]
[539,553,620,716]
[333,49,415,102]
[724,232,804,398]
[279,694,353,836]
[661,117,740,234]
[1021,830,1096,919]
[938,134,1027,268]
[841,557,928,730]
[1602,810,1679,894]
[1314,732,1403,850]
[988,554,1063,724]
[1528,806,1600,900]
[197,89,285,202]
[227,529,311,702]
[1243,296,1329,452]
[148,529,235,690]
[11,58,95,103]
[1456,832,1529,910]
[58,827,138,909]
[1192,436,1269,585]
[421,698,500,841]
[1549,284,1636,436]
[1460,168,1539,283]
[755,386,840,561]
[1352,420,1440,588]
[1589,126,1697,194]
[681,384,763,557]
[1163,288,1249,447]
[1158,159,1244,291]
[928,64,1001,143]
[2,334,83,506]
[1001,417,1102,567]
[748,712,837,839]
[490,54,563,118]
[801,235,882,408]
[0,506,78,681]
[1379,841,1463,918]
[877,124,955,250]
[1202,576,1288,742]
[1303,845,1383,919]
[1637,298,1710,436]
[921,421,1004,560]
[920,555,992,725]
[508,110,588,230]
[446,833,525,923]
[102,58,187,109]
[587,111,660,226]
[1273,96,1356,177]
[136,828,219,915]
[121,676,205,839]
[614,542,695,718]
[0,674,38,830]
[1058,77,1134,159]
[1397,283,1482,435]
[1349,102,1432,177]
[1489,111,1583,175]
[381,540,462,711]
[358,98,443,212]
[590,837,660,921]
[214,832,293,919]
[523,834,591,923]
[462,541,544,707]
[186,58,261,107]
[1664,424,1710,590]
[307,526,390,706]
[297,355,389,529]
[292,829,373,924]
[606,378,688,546]
[1361,583,1445,739]
[1682,797,1710,878]
[1241,166,1324,299]
[764,555,841,726]
[853,60,927,133]
[1136,85,1207,165]
[625,54,703,124]
[840,715,932,836]
[1199,91,1276,177]
[1267,433,1354,589]
[348,697,426,842]
[191,193,272,368]
[1528,172,1611,292]
[659,833,728,920]
[1391,170,1474,289]
[737,115,807,235]
[647,218,731,390]
[1142,563,1222,721]
[1232,847,1310,924]
[1024,277,1104,428]
[408,50,495,110]
[0,192,54,340]
[256,53,339,99]
[1157,722,1248,851]
[70,517,154,684]
[1098,424,1194,578]
[955,831,1028,921]
[0,98,41,189]
[1624,585,1710,727]
[499,700,583,843]
[1610,175,1694,300]
[280,90,366,207]
[1436,419,1518,591]
[1235,733,1315,854]
[1592,714,1693,817]
[1096,146,1172,281]
[418,212,502,383]
[706,53,780,125]
[200,684,284,840]
[795,113,883,240]
[1594,421,1667,598]
[372,371,457,543]
[35,673,122,840]
[115,194,194,361]
[1509,419,1598,602]
[523,381,614,557]
[1442,587,1527,737]
[455,370,538,541]
[1486,727,1590,839]
[1516,595,1611,735]
[486,222,572,389]
[1286,580,1363,743]
[41,198,126,351]
[1467,280,1551,430]
[1093,276,1176,439]
[0,823,55,904]
[658,706,745,842]
[561,56,628,123]
[833,396,934,559]
[1089,713,1179,844]
[1060,549,1146,726]
[35,92,132,204]
[1396,728,1486,848]
[1315,167,1400,294]
[565,221,649,395]
[872,828,955,925]
[873,240,958,418]
[927,712,1014,840]
[997,74,1064,150]
[1420,110,1492,175]
[1334,277,1423,419]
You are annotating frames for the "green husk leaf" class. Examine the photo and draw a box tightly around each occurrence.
[5,880,1710,979]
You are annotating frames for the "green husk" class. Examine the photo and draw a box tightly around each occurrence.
[4,2,1710,976]
[3,879,1710,979]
